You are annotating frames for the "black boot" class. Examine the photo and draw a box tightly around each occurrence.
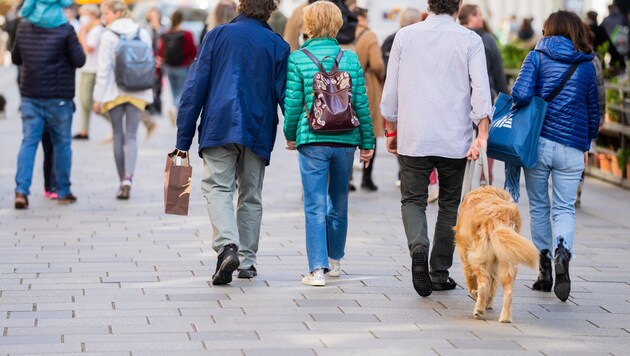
[361,177,378,192]
[212,244,240,285]
[532,249,553,292]
[553,242,571,302]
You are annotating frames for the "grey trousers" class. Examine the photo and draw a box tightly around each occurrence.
[399,155,467,283]
[201,144,266,269]
[108,103,141,181]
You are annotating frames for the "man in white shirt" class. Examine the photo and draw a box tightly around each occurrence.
[380,0,492,297]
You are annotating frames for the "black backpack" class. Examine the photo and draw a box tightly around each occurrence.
[161,31,186,66]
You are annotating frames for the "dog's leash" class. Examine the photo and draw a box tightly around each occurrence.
[460,146,489,203]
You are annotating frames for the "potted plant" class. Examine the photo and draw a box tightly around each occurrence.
[616,148,630,179]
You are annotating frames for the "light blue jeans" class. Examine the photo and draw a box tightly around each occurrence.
[15,97,74,197]
[524,137,584,258]
[298,145,355,272]
[164,65,190,108]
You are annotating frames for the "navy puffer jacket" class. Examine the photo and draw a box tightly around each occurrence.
[512,36,600,152]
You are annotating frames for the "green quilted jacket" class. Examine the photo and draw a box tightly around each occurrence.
[283,37,375,149]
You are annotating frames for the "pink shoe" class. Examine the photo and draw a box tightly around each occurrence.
[44,191,58,200]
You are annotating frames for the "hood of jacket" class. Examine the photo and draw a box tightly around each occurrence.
[535,36,594,63]
[108,18,140,37]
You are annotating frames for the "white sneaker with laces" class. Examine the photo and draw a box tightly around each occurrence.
[328,259,341,277]
[301,269,325,286]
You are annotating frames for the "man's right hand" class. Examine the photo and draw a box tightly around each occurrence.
[386,136,398,155]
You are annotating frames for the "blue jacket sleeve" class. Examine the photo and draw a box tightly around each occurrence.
[586,70,601,144]
[512,51,539,108]
[275,43,290,115]
[175,31,215,151]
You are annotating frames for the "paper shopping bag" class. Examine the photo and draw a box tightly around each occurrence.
[164,149,192,216]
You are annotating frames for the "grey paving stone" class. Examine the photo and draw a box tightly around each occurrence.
[7,326,109,336]
[8,311,73,319]
[244,348,316,356]
[85,341,206,352]
[189,331,259,341]
[0,335,61,345]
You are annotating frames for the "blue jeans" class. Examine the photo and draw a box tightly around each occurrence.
[298,145,355,273]
[524,137,584,257]
[164,65,190,108]
[15,97,74,197]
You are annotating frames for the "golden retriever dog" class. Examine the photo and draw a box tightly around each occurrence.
[454,186,538,323]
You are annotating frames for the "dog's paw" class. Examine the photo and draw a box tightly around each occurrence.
[498,317,512,323]
[469,290,478,301]
[473,309,485,319]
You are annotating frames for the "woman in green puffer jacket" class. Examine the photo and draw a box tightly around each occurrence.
[283,1,375,287]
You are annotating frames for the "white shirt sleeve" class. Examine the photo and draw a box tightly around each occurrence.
[86,25,103,50]
[380,31,403,122]
[467,33,494,125]
[93,31,115,102]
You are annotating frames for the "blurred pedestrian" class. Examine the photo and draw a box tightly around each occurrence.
[92,0,153,200]
[585,11,626,71]
[73,4,103,140]
[284,1,374,286]
[352,4,383,192]
[145,7,165,116]
[174,0,289,284]
[199,0,236,44]
[381,0,492,297]
[509,10,600,301]
[11,1,86,209]
[459,3,510,186]
[158,10,197,126]
[268,0,287,36]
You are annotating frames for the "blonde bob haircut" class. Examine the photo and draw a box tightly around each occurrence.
[303,1,343,39]
[101,0,131,19]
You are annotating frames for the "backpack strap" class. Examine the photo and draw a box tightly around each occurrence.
[301,48,326,73]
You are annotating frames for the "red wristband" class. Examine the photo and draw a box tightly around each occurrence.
[385,130,397,137]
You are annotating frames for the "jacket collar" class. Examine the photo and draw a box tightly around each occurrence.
[301,37,339,49]
[231,14,273,32]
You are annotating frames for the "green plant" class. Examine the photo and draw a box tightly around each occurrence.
[500,42,530,69]
[616,148,630,169]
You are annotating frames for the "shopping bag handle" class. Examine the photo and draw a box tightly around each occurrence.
[168,149,190,166]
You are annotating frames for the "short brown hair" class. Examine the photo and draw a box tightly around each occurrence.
[458,4,478,25]
[238,0,277,22]
[428,0,461,16]
[543,10,592,53]
[303,1,343,39]
[171,10,184,29]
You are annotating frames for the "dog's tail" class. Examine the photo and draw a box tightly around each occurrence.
[490,227,539,269]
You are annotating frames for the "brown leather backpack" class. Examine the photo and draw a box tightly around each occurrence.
[301,48,359,133]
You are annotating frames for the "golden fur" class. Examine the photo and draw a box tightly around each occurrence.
[454,186,539,323]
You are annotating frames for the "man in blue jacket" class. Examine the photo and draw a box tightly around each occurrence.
[174,0,290,285]
[12,21,86,209]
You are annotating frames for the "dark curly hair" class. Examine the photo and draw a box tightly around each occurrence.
[428,0,461,16]
[238,0,277,22]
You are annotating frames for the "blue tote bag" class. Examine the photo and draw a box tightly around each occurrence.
[487,62,578,169]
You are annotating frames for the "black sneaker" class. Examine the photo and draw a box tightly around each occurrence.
[212,244,240,285]
[57,193,77,205]
[411,247,432,297]
[554,243,571,302]
[72,133,89,140]
[361,179,378,192]
[432,277,458,291]
[237,266,257,279]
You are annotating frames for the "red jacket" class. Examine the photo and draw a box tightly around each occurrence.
[158,30,197,67]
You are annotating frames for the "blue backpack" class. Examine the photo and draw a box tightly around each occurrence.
[110,29,155,92]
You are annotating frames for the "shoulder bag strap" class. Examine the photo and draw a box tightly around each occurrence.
[545,61,579,103]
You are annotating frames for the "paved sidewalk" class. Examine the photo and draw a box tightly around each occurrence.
[1,65,629,355]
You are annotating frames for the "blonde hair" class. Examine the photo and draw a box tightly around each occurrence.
[101,0,131,19]
[79,4,100,18]
[303,1,342,39]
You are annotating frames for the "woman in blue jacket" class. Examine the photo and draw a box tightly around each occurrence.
[511,10,600,302]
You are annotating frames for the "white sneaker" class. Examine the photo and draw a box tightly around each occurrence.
[428,184,439,203]
[328,259,341,277]
[301,269,325,286]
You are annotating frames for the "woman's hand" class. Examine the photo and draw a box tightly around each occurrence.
[286,141,296,150]
[92,102,102,115]
[466,137,488,161]
[584,152,589,167]
[360,149,374,168]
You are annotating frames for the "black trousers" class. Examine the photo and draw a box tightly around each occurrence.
[42,127,56,192]
[398,155,466,283]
